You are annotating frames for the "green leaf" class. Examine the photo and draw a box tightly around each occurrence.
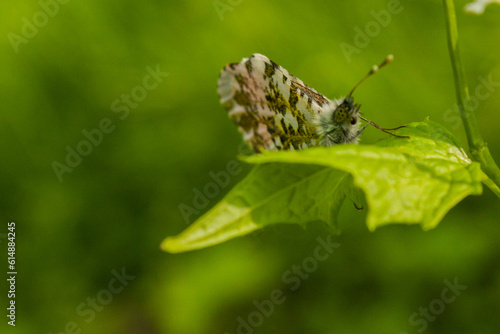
[246,120,484,230]
[161,164,361,253]
[162,120,483,253]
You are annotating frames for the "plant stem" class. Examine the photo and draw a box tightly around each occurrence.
[442,0,500,192]
[482,175,500,198]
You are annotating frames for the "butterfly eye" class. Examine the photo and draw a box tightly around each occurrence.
[351,117,357,125]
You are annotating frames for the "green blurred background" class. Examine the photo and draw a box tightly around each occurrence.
[1,0,500,333]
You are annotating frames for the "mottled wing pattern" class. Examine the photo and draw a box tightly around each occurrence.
[218,53,335,152]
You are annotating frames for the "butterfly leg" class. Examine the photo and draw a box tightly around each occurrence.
[348,122,371,142]
[359,116,409,139]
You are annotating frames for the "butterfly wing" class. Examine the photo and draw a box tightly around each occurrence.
[218,53,336,152]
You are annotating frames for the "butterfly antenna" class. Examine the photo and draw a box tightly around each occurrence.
[347,54,394,98]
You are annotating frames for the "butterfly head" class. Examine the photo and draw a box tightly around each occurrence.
[333,97,359,126]
[331,54,393,126]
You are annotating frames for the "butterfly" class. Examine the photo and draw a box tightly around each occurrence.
[218,53,405,153]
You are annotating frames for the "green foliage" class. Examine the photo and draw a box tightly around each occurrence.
[162,166,354,253]
[162,120,484,253]
[4,0,500,333]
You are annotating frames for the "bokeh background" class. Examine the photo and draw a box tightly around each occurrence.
[1,0,500,333]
